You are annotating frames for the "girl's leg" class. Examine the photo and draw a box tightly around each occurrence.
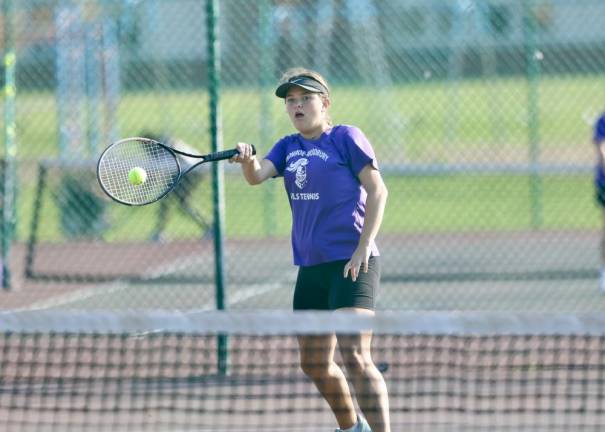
[337,309,391,432]
[297,334,358,429]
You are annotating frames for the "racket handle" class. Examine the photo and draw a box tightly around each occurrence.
[204,144,256,162]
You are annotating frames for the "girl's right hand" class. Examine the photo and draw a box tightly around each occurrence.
[230,142,256,164]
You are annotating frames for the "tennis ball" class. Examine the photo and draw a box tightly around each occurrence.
[128,167,147,185]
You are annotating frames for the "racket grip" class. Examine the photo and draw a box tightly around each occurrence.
[205,144,256,162]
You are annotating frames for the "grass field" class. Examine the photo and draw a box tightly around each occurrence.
[8,74,605,241]
[19,170,599,242]
[10,74,605,157]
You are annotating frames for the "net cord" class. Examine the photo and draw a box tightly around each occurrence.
[1,310,604,335]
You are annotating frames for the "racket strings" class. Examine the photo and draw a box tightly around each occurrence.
[98,139,180,205]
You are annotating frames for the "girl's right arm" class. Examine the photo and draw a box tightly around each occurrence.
[230,142,278,185]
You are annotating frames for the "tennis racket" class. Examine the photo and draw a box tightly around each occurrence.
[97,137,255,206]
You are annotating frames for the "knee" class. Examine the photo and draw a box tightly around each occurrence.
[340,348,373,376]
[300,356,332,380]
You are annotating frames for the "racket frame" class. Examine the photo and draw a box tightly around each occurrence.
[97,137,252,206]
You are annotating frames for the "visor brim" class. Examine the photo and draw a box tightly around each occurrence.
[275,79,326,98]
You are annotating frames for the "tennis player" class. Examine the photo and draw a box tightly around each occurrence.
[231,68,390,432]
[593,112,605,292]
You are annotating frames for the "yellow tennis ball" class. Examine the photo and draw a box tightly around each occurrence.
[128,167,147,185]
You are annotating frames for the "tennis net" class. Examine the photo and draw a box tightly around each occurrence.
[1,310,604,431]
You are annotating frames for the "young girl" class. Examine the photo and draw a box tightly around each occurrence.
[231,67,390,432]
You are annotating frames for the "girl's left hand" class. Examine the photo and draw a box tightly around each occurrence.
[343,244,371,282]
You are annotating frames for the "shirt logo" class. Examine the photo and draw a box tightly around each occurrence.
[286,158,309,189]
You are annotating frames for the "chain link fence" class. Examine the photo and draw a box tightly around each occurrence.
[2,0,605,311]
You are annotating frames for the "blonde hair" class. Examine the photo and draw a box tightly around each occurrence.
[278,67,332,125]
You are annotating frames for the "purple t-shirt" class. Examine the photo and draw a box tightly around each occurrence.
[595,113,605,187]
[266,125,381,266]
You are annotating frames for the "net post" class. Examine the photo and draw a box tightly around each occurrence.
[206,0,229,375]
[25,163,48,280]
[2,0,16,290]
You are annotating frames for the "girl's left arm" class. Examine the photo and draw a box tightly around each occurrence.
[343,164,388,282]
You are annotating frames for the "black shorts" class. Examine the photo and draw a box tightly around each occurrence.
[293,256,380,311]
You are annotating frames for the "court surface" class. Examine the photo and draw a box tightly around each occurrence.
[4,229,605,312]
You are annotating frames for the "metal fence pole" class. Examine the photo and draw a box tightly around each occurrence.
[207,0,229,374]
[524,1,543,229]
[259,0,276,237]
[2,0,16,290]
